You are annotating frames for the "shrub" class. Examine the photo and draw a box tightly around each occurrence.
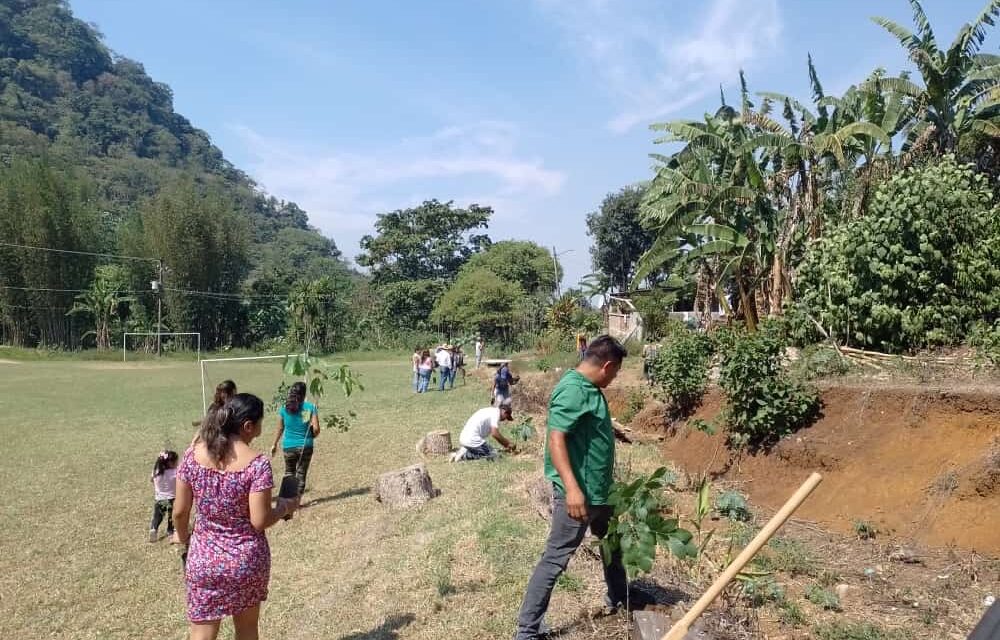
[814,622,912,640]
[805,584,841,611]
[619,389,646,424]
[853,520,878,540]
[739,575,784,607]
[792,156,1000,353]
[714,326,820,450]
[716,490,752,522]
[648,328,713,417]
[969,319,1000,367]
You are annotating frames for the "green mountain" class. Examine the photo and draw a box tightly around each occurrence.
[0,0,347,275]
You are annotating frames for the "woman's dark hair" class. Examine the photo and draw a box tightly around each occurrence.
[212,380,237,409]
[152,450,179,477]
[285,381,307,414]
[199,393,264,463]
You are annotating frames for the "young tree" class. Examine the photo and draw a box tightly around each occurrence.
[67,264,134,350]
[459,240,559,297]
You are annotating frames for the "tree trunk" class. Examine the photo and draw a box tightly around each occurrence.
[416,430,452,455]
[374,464,437,509]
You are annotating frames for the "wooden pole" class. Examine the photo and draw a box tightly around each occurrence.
[662,473,823,640]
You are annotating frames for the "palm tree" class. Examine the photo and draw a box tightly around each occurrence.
[67,265,135,350]
[870,0,1000,153]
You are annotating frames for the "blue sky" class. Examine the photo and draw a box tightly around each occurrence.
[71,0,992,287]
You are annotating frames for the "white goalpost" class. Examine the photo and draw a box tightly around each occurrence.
[123,332,201,362]
[198,353,305,415]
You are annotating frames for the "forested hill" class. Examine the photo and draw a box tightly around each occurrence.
[0,0,345,266]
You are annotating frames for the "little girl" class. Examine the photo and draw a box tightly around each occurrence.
[149,450,179,543]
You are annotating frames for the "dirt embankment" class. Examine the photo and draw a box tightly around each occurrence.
[511,366,1000,556]
[662,385,1000,556]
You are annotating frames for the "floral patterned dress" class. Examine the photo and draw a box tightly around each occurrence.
[177,447,274,622]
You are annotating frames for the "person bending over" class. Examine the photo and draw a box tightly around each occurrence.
[452,404,516,462]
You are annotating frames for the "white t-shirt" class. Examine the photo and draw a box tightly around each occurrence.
[460,407,500,448]
[436,349,453,368]
[475,341,483,356]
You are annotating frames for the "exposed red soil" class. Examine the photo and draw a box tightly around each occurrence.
[661,385,1000,555]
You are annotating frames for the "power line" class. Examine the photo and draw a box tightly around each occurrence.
[0,285,152,294]
[0,241,160,264]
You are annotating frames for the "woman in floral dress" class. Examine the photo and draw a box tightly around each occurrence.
[173,393,299,640]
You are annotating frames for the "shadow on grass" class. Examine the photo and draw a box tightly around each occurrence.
[337,613,416,640]
[306,486,371,507]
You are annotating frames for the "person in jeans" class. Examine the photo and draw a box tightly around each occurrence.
[269,382,320,495]
[451,404,516,462]
[515,335,647,639]
[491,362,518,406]
[411,347,422,392]
[436,345,454,391]
[475,337,484,368]
[417,350,434,393]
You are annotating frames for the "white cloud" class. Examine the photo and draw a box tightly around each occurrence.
[230,121,567,252]
[538,0,782,132]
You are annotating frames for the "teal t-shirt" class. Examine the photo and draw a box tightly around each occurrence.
[280,401,318,449]
[543,370,615,505]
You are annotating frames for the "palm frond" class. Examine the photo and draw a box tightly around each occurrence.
[686,224,749,245]
[871,17,922,55]
[907,0,938,49]
[970,117,1000,137]
[861,76,924,98]
[955,0,1000,58]
[632,236,682,290]
[836,121,892,149]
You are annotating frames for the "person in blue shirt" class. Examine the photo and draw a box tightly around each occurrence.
[491,362,519,406]
[269,381,320,495]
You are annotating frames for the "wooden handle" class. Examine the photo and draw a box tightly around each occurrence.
[662,472,823,640]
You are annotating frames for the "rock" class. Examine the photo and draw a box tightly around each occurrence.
[374,464,437,509]
[985,595,996,607]
[835,584,851,602]
[889,546,923,564]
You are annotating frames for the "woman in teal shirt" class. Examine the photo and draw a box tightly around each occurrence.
[269,381,320,495]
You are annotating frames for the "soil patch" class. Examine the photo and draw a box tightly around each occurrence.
[661,385,1000,555]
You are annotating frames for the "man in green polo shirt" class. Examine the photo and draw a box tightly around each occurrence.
[515,335,644,639]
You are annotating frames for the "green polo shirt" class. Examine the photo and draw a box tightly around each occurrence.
[543,369,615,505]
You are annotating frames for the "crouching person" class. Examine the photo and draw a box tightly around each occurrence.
[452,404,516,462]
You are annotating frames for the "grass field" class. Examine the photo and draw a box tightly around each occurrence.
[0,355,658,639]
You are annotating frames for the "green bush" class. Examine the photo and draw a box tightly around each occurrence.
[969,319,1000,367]
[715,490,752,522]
[792,156,1000,353]
[619,389,646,424]
[714,326,820,450]
[805,584,841,611]
[814,622,912,640]
[648,328,713,417]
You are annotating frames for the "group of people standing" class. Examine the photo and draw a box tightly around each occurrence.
[148,378,325,640]
[412,339,480,393]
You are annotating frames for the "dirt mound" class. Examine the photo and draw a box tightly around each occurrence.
[515,370,559,415]
[629,400,669,434]
[661,384,1000,555]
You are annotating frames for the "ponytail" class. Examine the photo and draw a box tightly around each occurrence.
[198,393,264,463]
[212,380,237,410]
[285,381,306,415]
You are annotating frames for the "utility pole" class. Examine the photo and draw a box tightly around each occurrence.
[156,258,163,356]
[551,246,574,299]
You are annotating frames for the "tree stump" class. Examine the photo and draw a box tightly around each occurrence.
[375,464,437,509]
[416,430,452,455]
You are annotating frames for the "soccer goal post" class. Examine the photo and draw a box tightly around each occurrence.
[198,353,305,415]
[123,332,201,362]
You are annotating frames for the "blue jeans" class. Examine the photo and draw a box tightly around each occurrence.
[439,367,452,390]
[417,370,431,393]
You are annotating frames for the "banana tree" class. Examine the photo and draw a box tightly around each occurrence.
[870,0,1000,153]
[66,265,135,350]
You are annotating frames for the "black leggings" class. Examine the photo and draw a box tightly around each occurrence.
[283,446,314,494]
[150,498,174,533]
